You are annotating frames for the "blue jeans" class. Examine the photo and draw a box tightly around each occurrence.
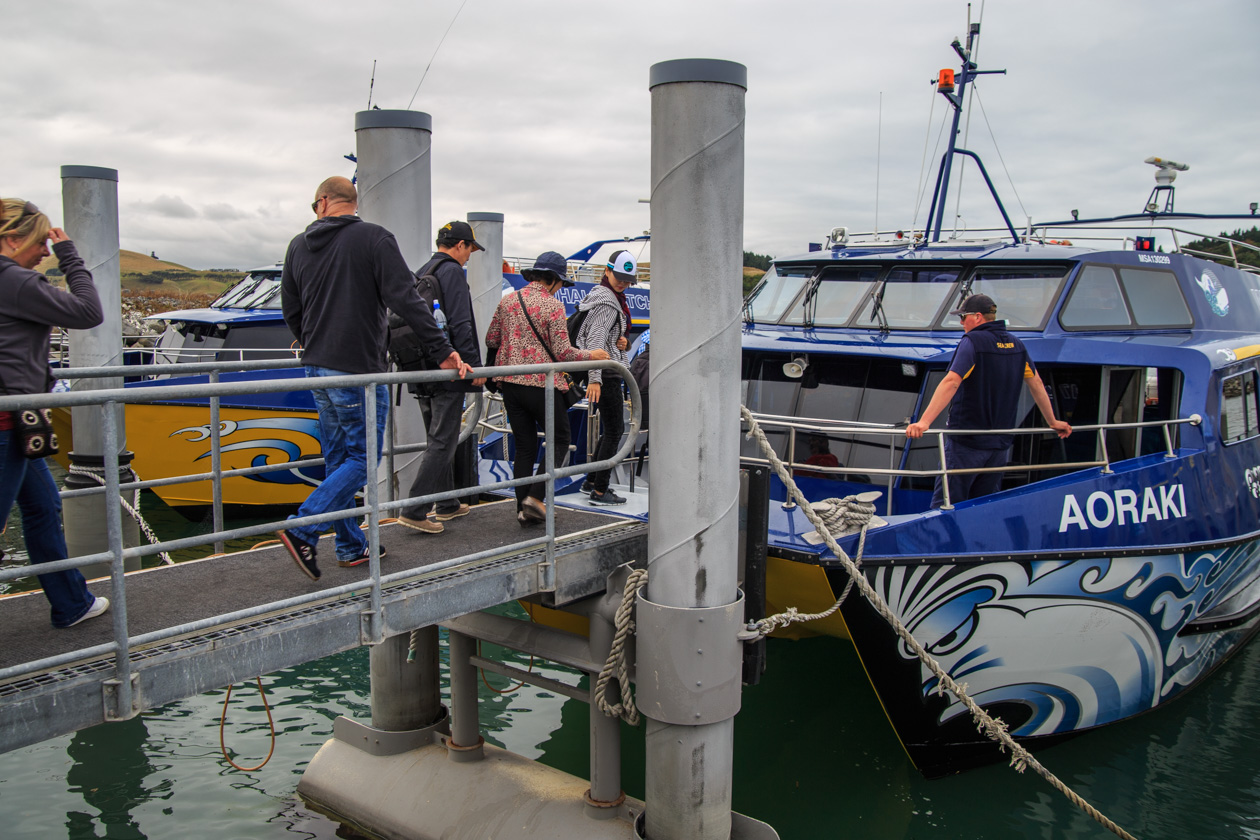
[0,430,96,627]
[286,367,388,561]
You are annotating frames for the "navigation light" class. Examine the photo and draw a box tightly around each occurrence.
[1135,236,1155,252]
[938,69,955,93]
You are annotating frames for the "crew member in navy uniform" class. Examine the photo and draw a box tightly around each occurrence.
[398,221,487,535]
[906,293,1071,507]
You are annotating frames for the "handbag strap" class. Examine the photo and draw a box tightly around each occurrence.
[517,290,560,364]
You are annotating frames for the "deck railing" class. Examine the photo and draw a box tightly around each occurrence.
[742,411,1203,512]
[0,358,641,717]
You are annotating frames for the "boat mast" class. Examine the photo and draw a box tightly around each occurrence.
[925,23,1016,243]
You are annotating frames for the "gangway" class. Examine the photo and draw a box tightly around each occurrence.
[0,358,644,756]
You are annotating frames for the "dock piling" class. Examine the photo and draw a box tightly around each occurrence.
[642,58,748,840]
[60,165,139,573]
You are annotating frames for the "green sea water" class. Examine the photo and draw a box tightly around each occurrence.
[2,492,1260,839]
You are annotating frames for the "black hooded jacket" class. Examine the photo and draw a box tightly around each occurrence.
[281,215,453,374]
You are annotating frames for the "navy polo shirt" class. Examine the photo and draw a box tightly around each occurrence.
[946,319,1035,450]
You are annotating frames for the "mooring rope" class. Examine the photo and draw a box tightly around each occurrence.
[740,406,1138,840]
[67,463,174,565]
[218,677,277,772]
[594,567,649,725]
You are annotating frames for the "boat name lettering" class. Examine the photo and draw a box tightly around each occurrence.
[1057,484,1186,532]
[1137,254,1171,265]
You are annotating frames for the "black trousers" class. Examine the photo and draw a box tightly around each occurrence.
[589,374,624,493]
[500,383,572,510]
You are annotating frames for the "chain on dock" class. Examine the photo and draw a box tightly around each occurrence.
[67,463,173,565]
[740,406,1139,840]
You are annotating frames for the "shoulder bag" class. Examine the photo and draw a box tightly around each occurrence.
[517,291,584,409]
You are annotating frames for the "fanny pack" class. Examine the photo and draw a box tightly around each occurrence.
[16,409,59,459]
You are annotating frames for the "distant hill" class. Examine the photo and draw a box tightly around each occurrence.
[1183,227,1260,269]
[37,249,243,295]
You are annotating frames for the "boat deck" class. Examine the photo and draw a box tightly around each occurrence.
[0,499,646,753]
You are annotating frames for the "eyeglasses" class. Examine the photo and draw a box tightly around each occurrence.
[310,196,327,213]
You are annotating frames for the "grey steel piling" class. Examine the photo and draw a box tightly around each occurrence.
[641,58,748,840]
[354,110,434,271]
[60,165,139,572]
[467,211,505,364]
[354,109,445,732]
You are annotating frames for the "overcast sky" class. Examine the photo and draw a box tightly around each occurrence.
[4,0,1258,270]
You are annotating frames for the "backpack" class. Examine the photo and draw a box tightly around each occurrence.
[629,343,650,425]
[565,306,590,347]
[565,306,593,387]
[387,268,443,372]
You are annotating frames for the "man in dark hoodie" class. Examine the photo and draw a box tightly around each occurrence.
[398,221,486,535]
[277,176,471,580]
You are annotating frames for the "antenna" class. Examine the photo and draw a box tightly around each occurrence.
[367,60,377,109]
[874,92,882,238]
[407,0,472,110]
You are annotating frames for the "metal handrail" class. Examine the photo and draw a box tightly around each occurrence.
[744,411,1203,510]
[0,360,642,700]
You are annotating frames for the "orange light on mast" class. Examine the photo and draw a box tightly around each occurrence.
[938,69,955,93]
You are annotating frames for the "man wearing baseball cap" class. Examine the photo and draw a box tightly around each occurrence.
[398,221,487,535]
[574,249,639,505]
[906,293,1071,507]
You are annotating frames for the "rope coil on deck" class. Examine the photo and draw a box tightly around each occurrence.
[740,406,1139,840]
[67,463,173,565]
[594,567,648,725]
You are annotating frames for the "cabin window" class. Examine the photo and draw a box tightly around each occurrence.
[741,353,922,477]
[784,266,879,326]
[1060,265,1193,330]
[1221,369,1260,444]
[940,267,1068,330]
[855,267,960,329]
[745,265,813,323]
[1119,268,1193,327]
[219,325,301,362]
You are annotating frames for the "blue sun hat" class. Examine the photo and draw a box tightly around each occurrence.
[522,251,573,286]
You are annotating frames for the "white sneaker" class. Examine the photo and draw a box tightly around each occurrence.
[65,596,109,627]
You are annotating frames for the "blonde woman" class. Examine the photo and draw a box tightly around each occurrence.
[0,198,109,627]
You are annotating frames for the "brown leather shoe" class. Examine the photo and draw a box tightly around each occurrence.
[399,515,443,534]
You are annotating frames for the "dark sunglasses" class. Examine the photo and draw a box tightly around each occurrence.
[310,196,326,213]
[1,201,40,235]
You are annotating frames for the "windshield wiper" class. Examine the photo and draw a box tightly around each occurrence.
[868,278,890,334]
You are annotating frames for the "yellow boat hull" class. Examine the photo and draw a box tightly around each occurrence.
[51,404,322,508]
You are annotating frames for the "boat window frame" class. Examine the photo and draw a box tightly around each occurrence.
[1220,366,1260,445]
[783,264,881,327]
[744,263,818,324]
[1058,262,1195,332]
[852,265,965,330]
[935,264,1071,332]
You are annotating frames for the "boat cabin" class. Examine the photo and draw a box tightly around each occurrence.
[740,240,1260,517]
